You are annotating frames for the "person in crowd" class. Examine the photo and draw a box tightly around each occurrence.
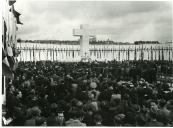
[93,113,103,126]
[24,106,41,126]
[146,108,164,126]
[65,108,86,126]
[46,103,59,126]
[157,99,170,125]
[3,60,173,126]
[35,117,47,126]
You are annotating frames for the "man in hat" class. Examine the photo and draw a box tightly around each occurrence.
[157,99,170,125]
[65,108,86,126]
[24,106,41,126]
[146,108,164,126]
[88,82,100,100]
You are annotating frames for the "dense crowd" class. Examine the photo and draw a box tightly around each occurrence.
[2,60,173,126]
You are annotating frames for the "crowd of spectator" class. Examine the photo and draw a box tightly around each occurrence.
[2,60,173,126]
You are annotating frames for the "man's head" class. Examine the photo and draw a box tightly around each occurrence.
[71,83,78,92]
[93,113,102,124]
[150,101,158,111]
[90,82,97,90]
[69,108,84,121]
[9,85,15,92]
[149,107,158,119]
[22,75,26,81]
[16,91,22,98]
[16,76,20,81]
[159,99,167,108]
[31,106,41,117]
[114,114,125,126]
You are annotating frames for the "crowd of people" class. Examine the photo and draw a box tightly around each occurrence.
[3,60,173,126]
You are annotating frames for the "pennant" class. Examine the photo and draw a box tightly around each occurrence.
[151,46,153,61]
[2,46,7,60]
[162,47,164,60]
[6,43,13,57]
[2,21,7,59]
[10,6,23,25]
[169,48,171,61]
[12,57,18,71]
[134,47,136,61]
[2,57,13,78]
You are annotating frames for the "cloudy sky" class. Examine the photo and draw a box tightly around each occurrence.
[15,0,172,43]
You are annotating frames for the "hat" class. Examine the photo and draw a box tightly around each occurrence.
[140,78,145,82]
[51,103,58,109]
[31,106,41,116]
[117,114,125,119]
[117,81,124,86]
[76,101,83,107]
[167,100,173,110]
[114,114,125,121]
[129,84,134,87]
[90,82,97,89]
[83,80,88,83]
[71,83,78,89]
[111,94,121,100]
[108,86,113,90]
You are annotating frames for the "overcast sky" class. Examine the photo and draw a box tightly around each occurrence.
[15,0,172,43]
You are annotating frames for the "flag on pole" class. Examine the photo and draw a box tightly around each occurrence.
[151,46,153,61]
[162,47,164,60]
[134,46,136,61]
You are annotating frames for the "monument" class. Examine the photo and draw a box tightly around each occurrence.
[73,24,95,60]
[73,24,118,61]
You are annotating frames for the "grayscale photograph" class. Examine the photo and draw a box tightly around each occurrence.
[1,0,173,126]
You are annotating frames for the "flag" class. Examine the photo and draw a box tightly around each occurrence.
[12,57,18,71]
[118,48,120,61]
[9,0,16,6]
[33,45,35,62]
[56,48,58,60]
[151,46,153,61]
[134,47,136,61]
[2,21,14,78]
[53,47,54,61]
[30,48,31,61]
[2,57,13,78]
[158,47,161,61]
[11,6,23,25]
[6,42,13,57]
[162,47,164,60]
[127,48,130,60]
[169,48,171,61]
[2,21,7,60]
[2,44,7,60]
[72,50,74,58]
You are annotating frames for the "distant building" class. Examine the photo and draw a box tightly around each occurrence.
[90,36,97,42]
[134,41,159,45]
